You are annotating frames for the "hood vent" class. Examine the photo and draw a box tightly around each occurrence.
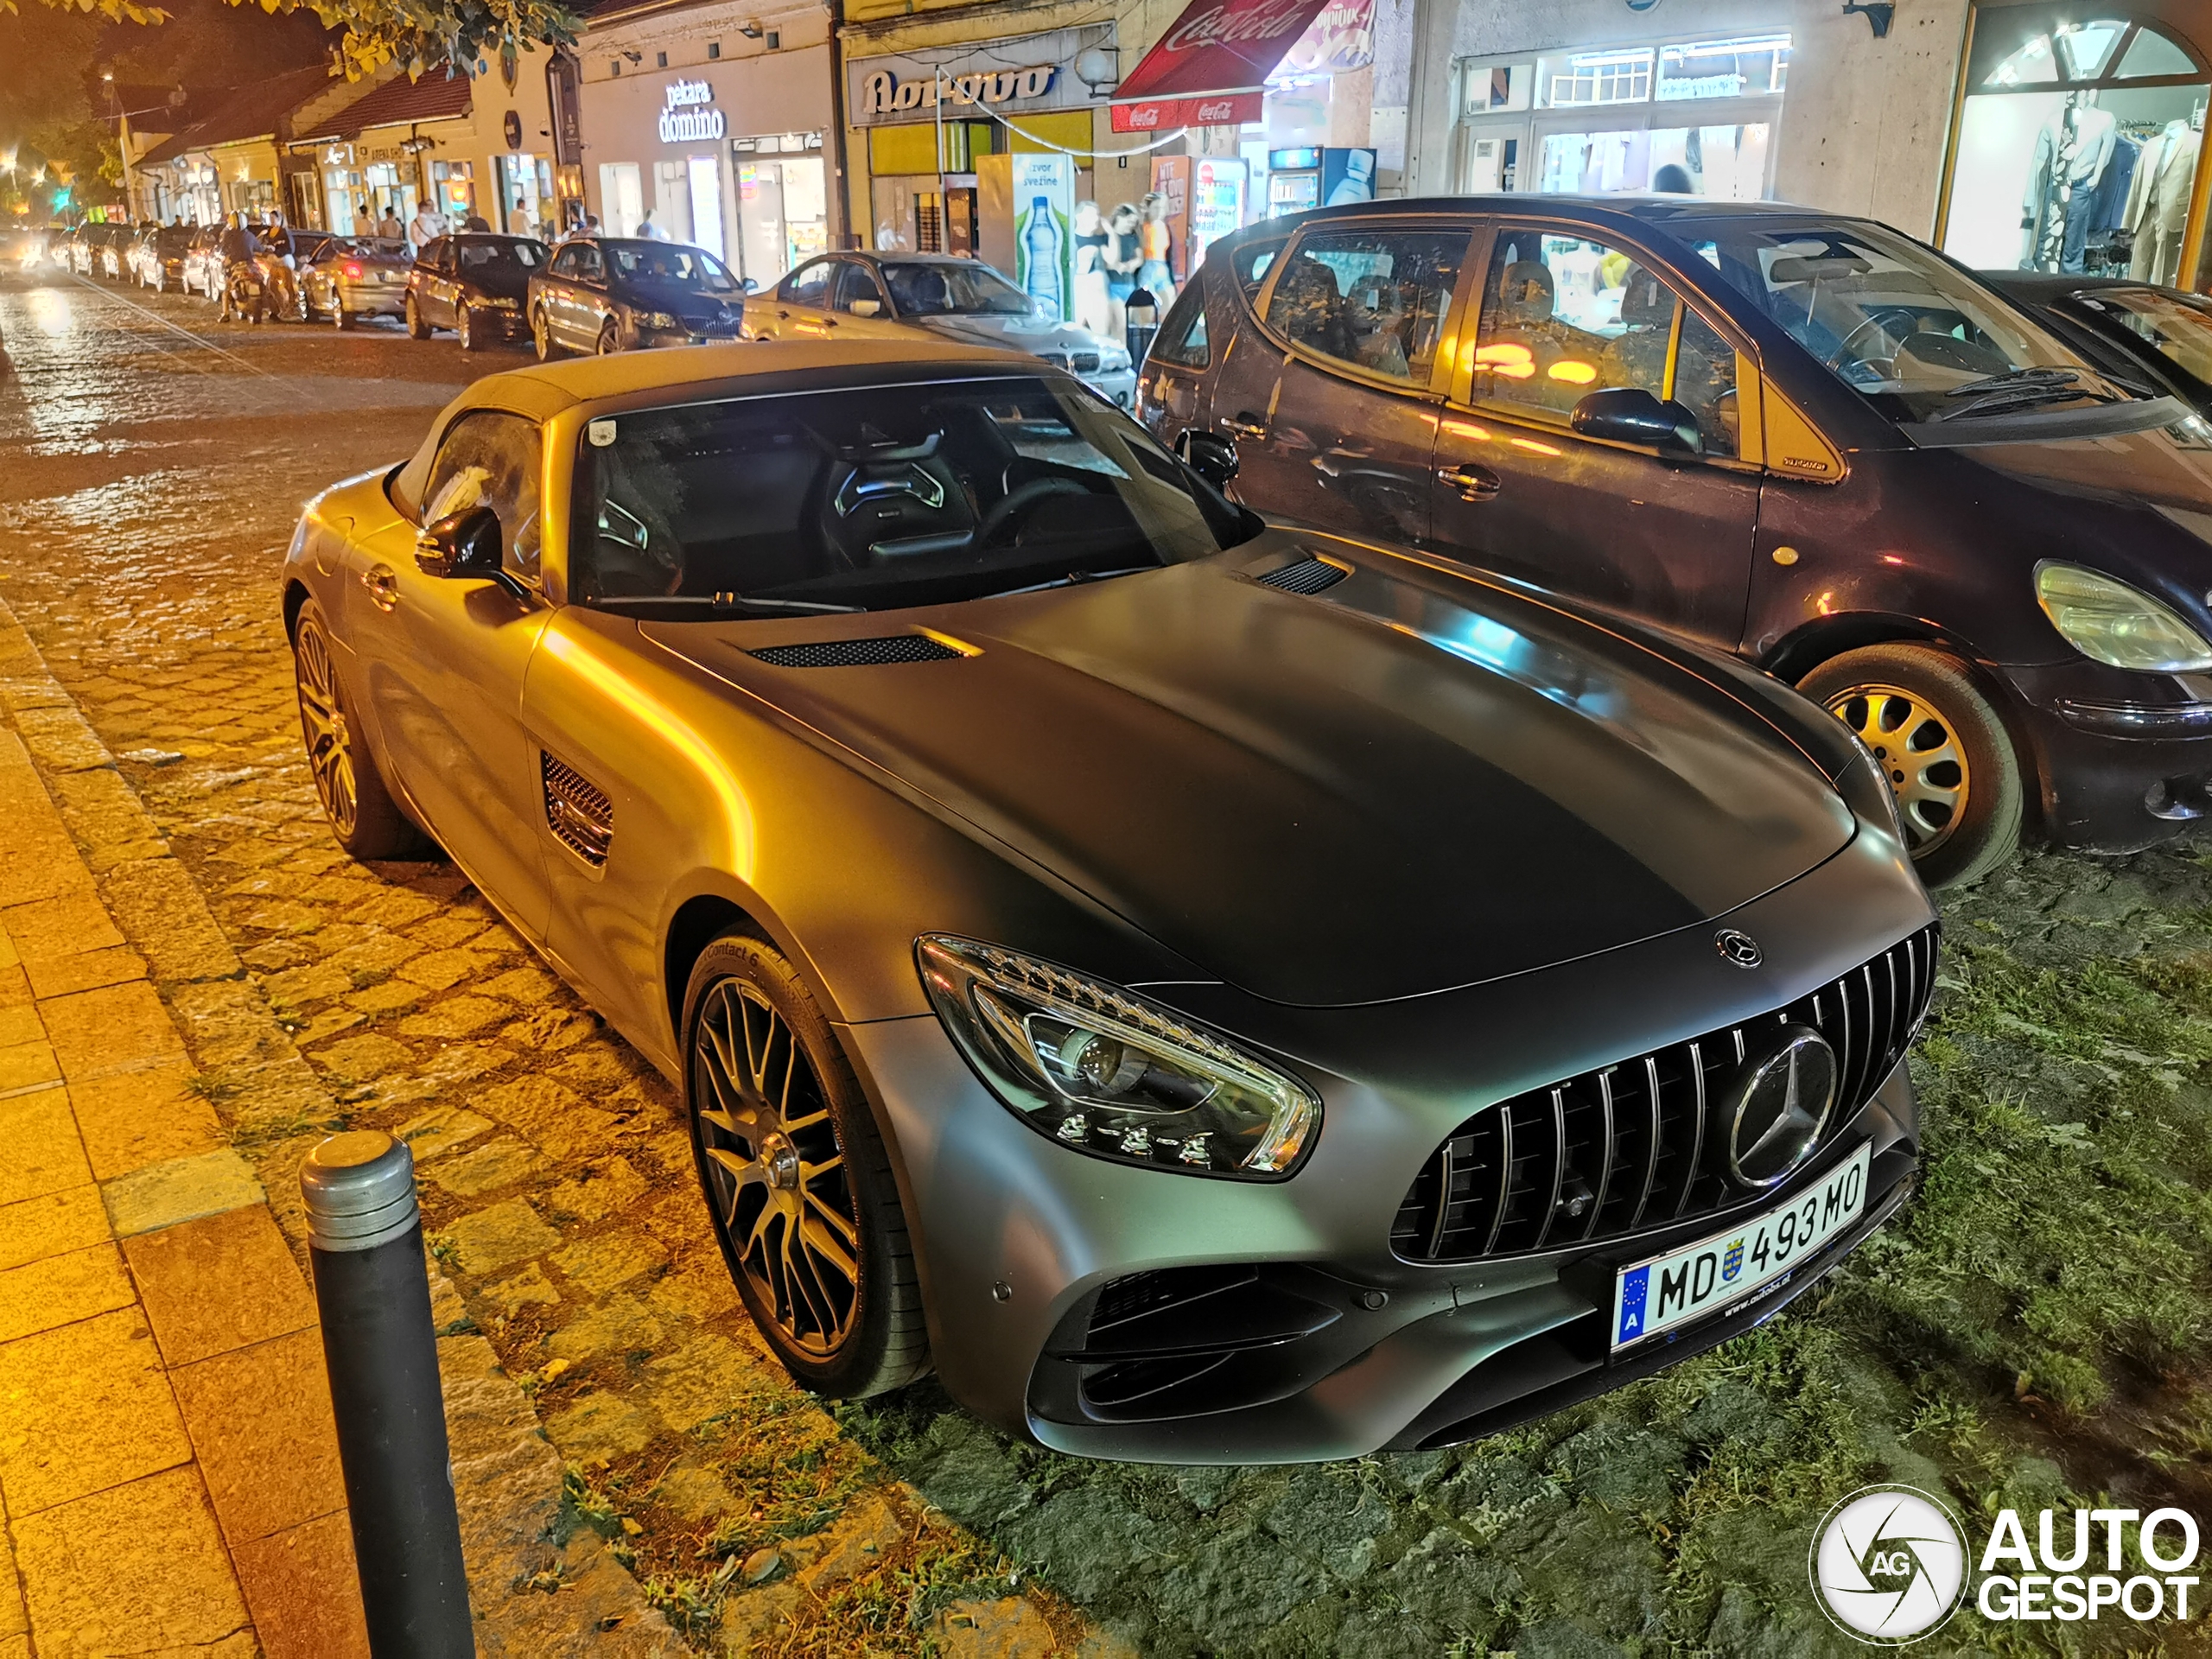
[748,636,965,669]
[542,752,613,868]
[1257,556,1350,596]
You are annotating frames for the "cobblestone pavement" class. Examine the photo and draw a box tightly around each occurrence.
[0,273,1090,1656]
[12,270,2212,1658]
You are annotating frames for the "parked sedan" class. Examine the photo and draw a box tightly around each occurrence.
[1147,197,2212,887]
[301,236,412,328]
[1984,272,2212,414]
[135,225,195,292]
[749,251,1136,407]
[182,227,224,298]
[282,337,1934,1461]
[95,224,129,281]
[527,236,745,356]
[406,232,546,350]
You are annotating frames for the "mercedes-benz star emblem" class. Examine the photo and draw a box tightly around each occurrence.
[1714,928,1762,969]
[1719,1024,1837,1189]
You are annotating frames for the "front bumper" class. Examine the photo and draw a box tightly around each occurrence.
[638,324,745,349]
[842,821,1933,1463]
[1999,659,2212,850]
[339,281,408,317]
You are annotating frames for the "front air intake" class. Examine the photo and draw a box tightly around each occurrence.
[1390,926,1938,1263]
[541,752,613,868]
[747,636,963,668]
[1256,556,1349,595]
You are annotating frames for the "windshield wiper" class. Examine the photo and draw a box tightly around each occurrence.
[595,594,863,615]
[1927,367,2115,423]
[984,565,1155,601]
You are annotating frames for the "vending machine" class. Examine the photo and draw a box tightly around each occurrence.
[1186,159,1249,271]
[1011,153,1073,321]
[1265,147,1376,218]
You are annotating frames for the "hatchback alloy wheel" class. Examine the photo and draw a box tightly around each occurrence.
[692,979,861,1359]
[1824,684,1968,855]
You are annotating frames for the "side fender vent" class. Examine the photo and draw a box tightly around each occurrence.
[542,752,613,868]
[1256,555,1350,595]
[748,636,963,669]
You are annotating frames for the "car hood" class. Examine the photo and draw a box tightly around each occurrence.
[461,267,532,301]
[649,543,1855,1007]
[613,278,738,315]
[912,313,1107,356]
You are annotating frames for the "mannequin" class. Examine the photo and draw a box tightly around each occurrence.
[2127,101,2204,286]
[2024,88,2118,272]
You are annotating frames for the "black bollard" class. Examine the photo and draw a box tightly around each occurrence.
[302,1131,475,1657]
[1125,286,1159,366]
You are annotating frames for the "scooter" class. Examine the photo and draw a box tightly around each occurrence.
[219,257,268,324]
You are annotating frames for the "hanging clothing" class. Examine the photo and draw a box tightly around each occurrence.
[2128,122,2201,285]
[2024,99,2117,271]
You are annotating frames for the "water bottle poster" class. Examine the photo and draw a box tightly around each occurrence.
[1149,156,1191,289]
[1012,153,1074,321]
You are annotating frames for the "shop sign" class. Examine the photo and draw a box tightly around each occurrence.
[1111,92,1262,132]
[658,79,727,143]
[1272,0,1375,80]
[847,25,1115,128]
[322,141,412,166]
[1110,0,1329,130]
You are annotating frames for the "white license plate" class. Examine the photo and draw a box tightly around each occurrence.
[1611,1141,1870,1351]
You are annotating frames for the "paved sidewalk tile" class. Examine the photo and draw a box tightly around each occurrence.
[232,1508,371,1659]
[0,894,124,966]
[0,1188,107,1274]
[40,979,188,1082]
[22,945,146,1001]
[12,1465,252,1657]
[171,1327,346,1547]
[0,1090,89,1209]
[123,1205,316,1369]
[0,1305,192,1516]
[0,1243,135,1344]
[0,1044,59,1097]
[102,1147,264,1238]
[69,1062,226,1182]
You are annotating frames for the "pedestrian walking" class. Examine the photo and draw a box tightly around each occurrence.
[408,202,444,253]
[375,207,404,242]
[639,211,669,242]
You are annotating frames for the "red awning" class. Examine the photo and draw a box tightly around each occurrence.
[1109,0,1331,131]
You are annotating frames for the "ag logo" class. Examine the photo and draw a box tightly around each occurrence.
[1810,1485,1968,1644]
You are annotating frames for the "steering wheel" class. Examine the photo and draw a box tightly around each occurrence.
[975,476,1093,547]
[1825,308,1919,372]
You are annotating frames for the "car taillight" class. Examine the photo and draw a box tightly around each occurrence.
[345,263,363,279]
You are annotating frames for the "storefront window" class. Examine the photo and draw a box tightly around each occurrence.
[599,163,644,238]
[434,160,477,222]
[1543,49,1652,109]
[1942,6,2207,284]
[734,137,827,285]
[497,154,555,238]
[1656,35,1789,101]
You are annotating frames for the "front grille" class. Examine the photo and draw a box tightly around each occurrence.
[1257,555,1349,595]
[541,752,613,868]
[1391,926,1937,1263]
[1070,351,1103,373]
[748,636,963,668]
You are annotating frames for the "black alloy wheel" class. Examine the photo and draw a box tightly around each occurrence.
[292,600,423,860]
[405,293,431,340]
[1800,642,2024,888]
[683,935,929,1397]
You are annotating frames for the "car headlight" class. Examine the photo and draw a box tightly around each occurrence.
[486,295,518,309]
[1097,346,1132,372]
[918,936,1320,1178]
[641,309,679,331]
[2036,563,2212,671]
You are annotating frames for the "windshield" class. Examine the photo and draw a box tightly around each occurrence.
[609,243,737,292]
[881,262,1032,317]
[1691,219,2128,423]
[573,376,1255,612]
[460,238,546,271]
[2077,286,2212,387]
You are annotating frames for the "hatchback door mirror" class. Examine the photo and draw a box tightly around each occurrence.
[416,505,502,578]
[1178,429,1240,486]
[1570,387,1704,455]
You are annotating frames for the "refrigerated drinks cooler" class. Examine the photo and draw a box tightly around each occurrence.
[1265,148,1376,219]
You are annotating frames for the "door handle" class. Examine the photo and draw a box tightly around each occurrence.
[1436,463,1503,502]
[1220,414,1269,441]
[361,563,399,611]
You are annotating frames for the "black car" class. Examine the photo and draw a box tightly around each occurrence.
[1144,196,2212,887]
[407,232,548,351]
[527,235,745,357]
[284,337,1934,1459]
[1985,272,2212,415]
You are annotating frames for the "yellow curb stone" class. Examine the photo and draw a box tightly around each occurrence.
[0,1306,193,1515]
[0,1089,91,1208]
[0,1188,110,1274]
[11,1465,252,1657]
[40,980,189,1082]
[22,946,147,1002]
[68,1065,227,1185]
[0,1243,137,1344]
[0,893,124,965]
[101,1149,266,1239]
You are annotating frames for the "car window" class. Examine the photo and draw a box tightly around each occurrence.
[1265,228,1464,386]
[423,411,543,583]
[1473,227,1738,456]
[2076,286,2212,386]
[880,261,1031,316]
[832,262,887,315]
[571,377,1256,611]
[459,238,544,273]
[549,245,581,276]
[1150,282,1210,368]
[609,243,737,291]
[421,237,448,270]
[1232,235,1287,298]
[1689,219,2126,425]
[573,246,605,282]
[781,259,834,307]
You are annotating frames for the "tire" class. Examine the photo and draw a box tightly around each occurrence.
[682,934,930,1398]
[1799,642,2024,888]
[456,304,476,352]
[596,318,620,355]
[334,303,353,331]
[405,293,431,340]
[292,600,424,861]
[532,306,555,361]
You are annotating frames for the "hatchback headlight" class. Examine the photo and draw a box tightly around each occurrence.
[918,936,1320,1178]
[2037,563,2212,671]
[641,309,679,331]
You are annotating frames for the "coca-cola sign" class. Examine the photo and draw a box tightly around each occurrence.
[1112,0,1332,102]
[1109,92,1262,133]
